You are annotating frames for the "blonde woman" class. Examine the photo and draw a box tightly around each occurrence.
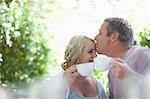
[58,35,106,99]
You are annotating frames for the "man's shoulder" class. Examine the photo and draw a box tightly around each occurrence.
[130,46,150,55]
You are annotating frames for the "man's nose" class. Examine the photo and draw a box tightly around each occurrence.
[94,35,98,41]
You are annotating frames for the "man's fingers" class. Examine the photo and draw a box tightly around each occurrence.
[113,58,125,63]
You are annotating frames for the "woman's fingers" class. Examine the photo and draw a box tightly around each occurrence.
[64,65,80,84]
[65,65,77,73]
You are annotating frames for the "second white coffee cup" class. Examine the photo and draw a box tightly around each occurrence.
[93,54,112,72]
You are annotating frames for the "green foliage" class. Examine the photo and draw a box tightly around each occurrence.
[138,28,150,48]
[134,27,150,48]
[0,0,13,6]
[0,0,54,88]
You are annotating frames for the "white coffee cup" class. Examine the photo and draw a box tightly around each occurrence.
[76,62,93,77]
[93,54,112,72]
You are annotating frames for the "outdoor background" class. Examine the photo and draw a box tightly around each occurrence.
[0,0,150,98]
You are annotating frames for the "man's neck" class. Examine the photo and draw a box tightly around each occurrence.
[110,43,131,58]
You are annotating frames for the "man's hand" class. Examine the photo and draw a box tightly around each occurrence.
[109,58,135,79]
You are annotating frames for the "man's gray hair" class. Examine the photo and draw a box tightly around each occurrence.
[104,17,134,45]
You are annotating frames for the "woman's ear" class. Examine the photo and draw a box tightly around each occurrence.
[110,32,119,42]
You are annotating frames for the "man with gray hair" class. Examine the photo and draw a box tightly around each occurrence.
[95,17,150,99]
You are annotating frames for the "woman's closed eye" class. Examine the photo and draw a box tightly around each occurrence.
[88,50,96,54]
[88,50,93,53]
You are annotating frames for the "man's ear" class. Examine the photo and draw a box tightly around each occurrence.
[110,32,119,42]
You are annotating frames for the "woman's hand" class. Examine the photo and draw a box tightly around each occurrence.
[64,65,80,85]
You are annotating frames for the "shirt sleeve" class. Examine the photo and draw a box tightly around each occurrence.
[95,78,107,99]
[108,72,113,99]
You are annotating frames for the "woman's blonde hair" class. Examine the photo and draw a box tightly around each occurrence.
[61,35,95,70]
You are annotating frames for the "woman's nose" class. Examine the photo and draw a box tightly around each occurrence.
[94,34,98,41]
[93,53,97,58]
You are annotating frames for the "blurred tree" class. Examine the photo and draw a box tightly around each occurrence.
[0,0,13,6]
[0,0,56,88]
[134,27,150,48]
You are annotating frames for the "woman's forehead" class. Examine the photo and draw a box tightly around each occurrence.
[84,41,95,49]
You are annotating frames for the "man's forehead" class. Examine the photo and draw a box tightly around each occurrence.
[100,22,108,30]
[102,22,108,27]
